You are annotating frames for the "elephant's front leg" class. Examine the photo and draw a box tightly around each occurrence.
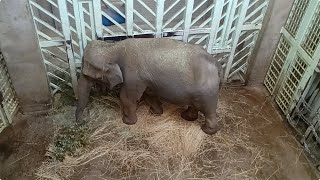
[120,83,146,125]
[200,95,221,135]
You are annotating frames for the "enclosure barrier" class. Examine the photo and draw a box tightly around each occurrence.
[0,52,19,133]
[264,0,320,171]
[28,0,270,95]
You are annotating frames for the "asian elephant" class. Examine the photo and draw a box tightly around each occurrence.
[75,38,224,135]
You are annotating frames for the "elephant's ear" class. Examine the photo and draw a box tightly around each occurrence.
[105,63,123,90]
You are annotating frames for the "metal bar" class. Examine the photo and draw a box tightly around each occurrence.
[88,2,96,39]
[172,19,184,30]
[101,11,127,32]
[126,0,134,35]
[191,3,214,27]
[33,16,64,37]
[102,26,116,35]
[223,0,237,46]
[183,0,194,42]
[192,0,208,13]
[39,40,64,48]
[242,24,262,31]
[164,0,180,15]
[93,0,103,38]
[196,35,208,44]
[30,1,62,23]
[207,0,224,54]
[79,3,88,47]
[133,10,155,30]
[47,72,73,87]
[47,0,59,8]
[137,0,156,16]
[102,0,126,18]
[72,0,85,57]
[155,0,164,37]
[41,48,68,65]
[44,60,71,76]
[244,1,268,22]
[199,18,211,28]
[58,0,79,97]
[224,0,250,82]
[163,7,186,28]
[231,51,251,69]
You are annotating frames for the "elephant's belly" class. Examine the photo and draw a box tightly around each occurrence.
[147,86,192,105]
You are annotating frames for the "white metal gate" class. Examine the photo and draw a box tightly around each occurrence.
[0,51,19,133]
[264,0,320,170]
[264,0,320,116]
[29,0,270,95]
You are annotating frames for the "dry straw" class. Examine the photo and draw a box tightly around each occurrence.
[36,94,268,180]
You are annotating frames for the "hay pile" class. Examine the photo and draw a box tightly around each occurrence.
[36,95,268,179]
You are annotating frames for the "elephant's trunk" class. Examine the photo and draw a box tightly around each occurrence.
[75,74,93,123]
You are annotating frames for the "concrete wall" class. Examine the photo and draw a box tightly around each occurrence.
[247,0,295,85]
[0,0,51,113]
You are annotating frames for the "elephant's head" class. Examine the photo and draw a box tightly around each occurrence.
[75,40,123,123]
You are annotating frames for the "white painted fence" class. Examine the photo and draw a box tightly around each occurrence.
[29,0,270,95]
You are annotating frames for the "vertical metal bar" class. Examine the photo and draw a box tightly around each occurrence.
[219,0,232,47]
[93,0,103,39]
[156,0,165,38]
[79,3,88,47]
[207,0,224,53]
[183,0,194,42]
[224,0,250,82]
[72,0,84,57]
[58,0,79,97]
[223,0,237,46]
[88,2,96,40]
[126,0,134,36]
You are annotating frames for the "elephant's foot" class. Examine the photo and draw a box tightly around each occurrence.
[149,106,163,115]
[181,107,198,121]
[201,124,221,135]
[122,115,137,125]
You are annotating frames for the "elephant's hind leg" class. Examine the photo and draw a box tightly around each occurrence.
[143,92,163,115]
[181,106,198,121]
[120,83,146,125]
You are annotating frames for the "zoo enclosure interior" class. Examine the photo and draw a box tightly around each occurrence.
[1,0,320,176]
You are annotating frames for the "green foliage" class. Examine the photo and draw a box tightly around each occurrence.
[53,124,88,161]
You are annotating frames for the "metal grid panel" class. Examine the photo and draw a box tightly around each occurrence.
[133,0,156,33]
[244,0,268,24]
[189,0,214,29]
[29,0,270,94]
[101,0,127,37]
[285,0,311,37]
[0,52,19,133]
[289,71,320,170]
[162,0,186,31]
[264,36,291,93]
[29,0,78,95]
[276,55,308,113]
[301,2,320,57]
[188,34,209,48]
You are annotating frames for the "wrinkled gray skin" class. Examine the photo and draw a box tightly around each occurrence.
[76,38,224,135]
